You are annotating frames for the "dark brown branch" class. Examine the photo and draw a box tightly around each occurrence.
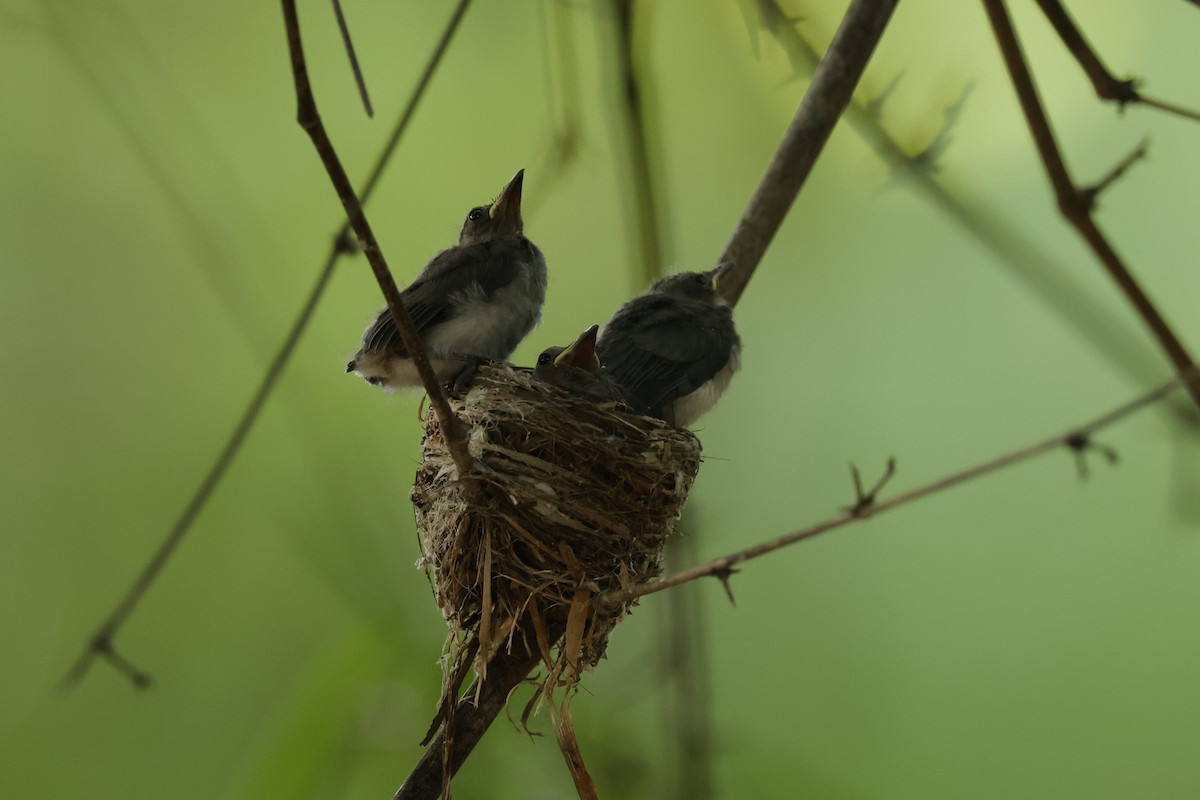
[1079,137,1148,210]
[1034,0,1200,123]
[982,0,1200,410]
[718,0,899,307]
[748,0,1195,422]
[611,0,667,287]
[331,0,373,117]
[601,372,1189,608]
[61,0,472,691]
[395,644,545,799]
[282,0,473,474]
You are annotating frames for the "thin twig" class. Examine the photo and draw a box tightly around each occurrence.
[982,0,1200,410]
[282,0,474,475]
[525,0,583,219]
[610,0,667,288]
[331,0,373,117]
[718,0,899,307]
[749,0,1194,422]
[61,0,472,690]
[600,374,1187,609]
[1033,0,1200,123]
[1079,137,1148,209]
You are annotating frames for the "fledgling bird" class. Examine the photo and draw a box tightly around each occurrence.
[347,169,547,392]
[596,263,741,427]
[532,324,633,404]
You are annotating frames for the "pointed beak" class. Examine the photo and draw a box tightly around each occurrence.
[709,261,735,293]
[488,168,524,224]
[554,324,601,371]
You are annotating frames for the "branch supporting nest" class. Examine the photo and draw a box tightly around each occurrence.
[400,365,701,797]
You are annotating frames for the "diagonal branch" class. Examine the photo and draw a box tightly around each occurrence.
[1033,0,1200,123]
[718,0,899,307]
[60,0,472,691]
[331,0,373,117]
[600,371,1190,608]
[982,0,1200,411]
[281,0,473,475]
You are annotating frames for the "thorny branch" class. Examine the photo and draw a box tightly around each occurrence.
[600,372,1191,609]
[1033,0,1200,123]
[718,0,899,307]
[982,0,1200,411]
[61,0,473,690]
[281,0,473,475]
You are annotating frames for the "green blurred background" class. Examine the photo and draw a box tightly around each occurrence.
[3,0,1199,797]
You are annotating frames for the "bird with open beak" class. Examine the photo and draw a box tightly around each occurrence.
[532,325,633,404]
[347,169,547,394]
[596,263,741,427]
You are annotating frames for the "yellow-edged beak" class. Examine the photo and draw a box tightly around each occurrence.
[554,324,601,371]
[710,261,734,293]
[488,168,525,221]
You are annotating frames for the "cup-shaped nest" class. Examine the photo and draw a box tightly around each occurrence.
[411,364,702,688]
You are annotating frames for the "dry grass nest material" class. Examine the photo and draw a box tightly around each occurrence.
[412,363,702,693]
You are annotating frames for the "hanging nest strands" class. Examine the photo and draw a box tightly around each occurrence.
[412,363,702,698]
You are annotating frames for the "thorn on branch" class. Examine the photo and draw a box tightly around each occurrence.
[712,566,738,605]
[844,457,897,518]
[1079,138,1149,210]
[63,633,153,691]
[332,227,357,257]
[1064,431,1119,479]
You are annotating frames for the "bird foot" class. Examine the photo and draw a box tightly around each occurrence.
[446,357,500,399]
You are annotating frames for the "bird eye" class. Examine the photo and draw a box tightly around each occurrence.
[694,273,707,285]
[467,208,485,222]
[537,353,552,366]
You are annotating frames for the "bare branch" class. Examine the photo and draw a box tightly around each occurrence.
[61,0,472,691]
[982,0,1200,410]
[331,0,373,117]
[281,0,473,475]
[1079,137,1148,209]
[749,0,1194,421]
[601,373,1188,608]
[1033,0,1200,123]
[718,0,899,307]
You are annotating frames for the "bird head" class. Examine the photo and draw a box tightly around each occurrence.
[649,262,734,305]
[535,324,602,377]
[459,169,525,245]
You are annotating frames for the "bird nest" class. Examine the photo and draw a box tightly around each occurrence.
[411,363,702,696]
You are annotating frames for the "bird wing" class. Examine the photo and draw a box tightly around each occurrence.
[360,240,533,354]
[598,297,735,414]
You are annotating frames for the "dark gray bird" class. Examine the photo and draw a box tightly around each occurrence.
[596,263,741,427]
[347,169,547,392]
[532,325,633,404]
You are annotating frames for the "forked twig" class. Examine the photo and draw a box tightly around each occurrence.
[600,373,1189,609]
[1034,0,1200,123]
[281,0,473,476]
[61,0,473,691]
[982,0,1200,411]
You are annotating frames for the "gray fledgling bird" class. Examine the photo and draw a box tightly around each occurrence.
[347,169,547,392]
[596,263,741,427]
[532,325,633,404]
